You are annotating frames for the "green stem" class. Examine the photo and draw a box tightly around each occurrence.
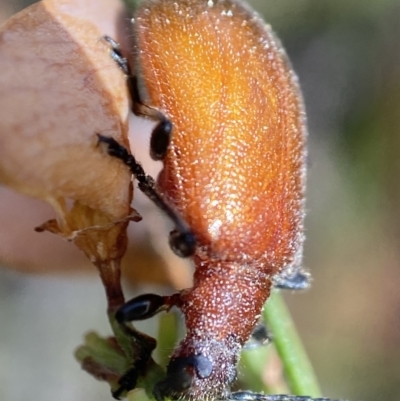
[156,312,179,367]
[128,388,152,401]
[121,0,141,11]
[263,291,322,397]
[240,343,279,393]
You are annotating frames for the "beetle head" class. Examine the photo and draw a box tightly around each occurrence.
[154,336,240,401]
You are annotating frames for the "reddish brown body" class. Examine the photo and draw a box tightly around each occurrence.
[133,0,306,399]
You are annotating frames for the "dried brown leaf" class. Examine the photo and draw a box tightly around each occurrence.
[0,0,137,304]
[0,0,132,221]
[0,0,193,290]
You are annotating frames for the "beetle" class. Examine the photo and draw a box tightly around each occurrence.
[97,0,335,400]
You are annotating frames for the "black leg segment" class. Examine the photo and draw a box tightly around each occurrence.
[230,392,347,401]
[273,270,311,291]
[102,35,173,161]
[115,294,169,323]
[97,134,196,257]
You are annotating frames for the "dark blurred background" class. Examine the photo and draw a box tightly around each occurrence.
[1,1,400,401]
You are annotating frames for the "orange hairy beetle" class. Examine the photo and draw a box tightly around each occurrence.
[98,1,342,401]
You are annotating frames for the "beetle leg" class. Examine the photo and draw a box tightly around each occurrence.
[101,37,195,257]
[102,35,172,161]
[112,368,139,400]
[243,272,310,350]
[112,341,155,400]
[103,35,130,74]
[126,74,172,161]
[112,294,180,399]
[112,339,156,400]
[273,270,311,291]
[97,134,196,257]
[115,293,180,323]
[243,322,272,349]
[230,392,347,401]
[110,317,157,399]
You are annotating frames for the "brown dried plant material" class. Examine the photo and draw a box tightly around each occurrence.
[0,0,131,217]
[0,0,193,291]
[0,0,136,307]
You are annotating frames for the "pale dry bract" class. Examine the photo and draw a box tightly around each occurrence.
[0,0,135,304]
[0,0,192,290]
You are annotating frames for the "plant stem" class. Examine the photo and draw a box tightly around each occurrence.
[263,291,322,397]
[122,0,141,11]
